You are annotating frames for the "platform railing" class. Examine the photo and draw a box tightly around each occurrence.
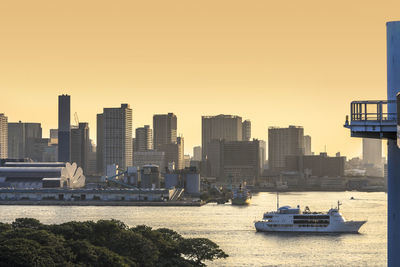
[350,100,396,122]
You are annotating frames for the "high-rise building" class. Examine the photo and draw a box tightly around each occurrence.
[49,129,58,144]
[8,122,42,160]
[193,146,202,161]
[58,94,71,162]
[71,123,90,173]
[222,140,261,184]
[259,140,266,170]
[202,114,242,160]
[304,135,312,155]
[159,136,184,170]
[362,138,382,166]
[242,120,251,141]
[207,139,260,183]
[268,126,304,171]
[101,104,132,172]
[153,113,177,150]
[135,125,153,151]
[96,113,104,175]
[202,115,242,175]
[0,114,8,159]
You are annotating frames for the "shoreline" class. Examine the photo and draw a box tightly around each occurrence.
[0,200,203,206]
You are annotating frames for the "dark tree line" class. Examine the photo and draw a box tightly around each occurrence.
[0,218,228,267]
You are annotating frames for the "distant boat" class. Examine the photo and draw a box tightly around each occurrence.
[231,182,251,205]
[255,198,366,233]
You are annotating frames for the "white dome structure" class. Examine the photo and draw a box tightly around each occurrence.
[60,162,85,188]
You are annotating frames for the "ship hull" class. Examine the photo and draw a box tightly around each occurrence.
[255,220,366,233]
[231,198,251,205]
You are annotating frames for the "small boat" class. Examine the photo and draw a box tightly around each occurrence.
[231,182,251,205]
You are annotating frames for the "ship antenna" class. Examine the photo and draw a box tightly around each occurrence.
[277,191,279,210]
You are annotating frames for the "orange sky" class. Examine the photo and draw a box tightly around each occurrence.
[1,0,399,157]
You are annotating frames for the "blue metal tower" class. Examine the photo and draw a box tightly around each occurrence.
[344,21,400,267]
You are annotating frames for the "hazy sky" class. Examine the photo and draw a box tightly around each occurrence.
[1,0,399,157]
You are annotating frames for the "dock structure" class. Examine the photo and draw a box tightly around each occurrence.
[344,21,400,267]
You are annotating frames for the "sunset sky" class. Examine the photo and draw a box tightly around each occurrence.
[1,0,399,157]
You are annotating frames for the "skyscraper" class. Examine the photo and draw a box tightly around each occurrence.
[101,104,132,172]
[242,120,251,141]
[193,146,202,161]
[71,122,90,173]
[8,122,42,160]
[0,114,8,159]
[135,125,153,151]
[268,126,305,171]
[201,114,242,163]
[304,135,312,155]
[153,113,177,150]
[96,113,104,175]
[363,138,382,166]
[58,94,71,162]
[159,136,184,170]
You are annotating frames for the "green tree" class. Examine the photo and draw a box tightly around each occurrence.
[179,238,228,266]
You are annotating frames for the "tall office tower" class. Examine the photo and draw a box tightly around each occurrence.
[0,114,8,159]
[71,123,90,173]
[58,94,71,162]
[8,122,42,160]
[259,140,266,170]
[193,146,202,161]
[362,138,382,166]
[102,104,132,172]
[268,126,304,171]
[159,136,184,170]
[202,114,242,164]
[153,113,177,150]
[242,120,251,141]
[304,135,312,155]
[96,113,104,175]
[135,125,153,151]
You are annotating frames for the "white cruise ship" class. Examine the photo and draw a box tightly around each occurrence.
[255,201,366,233]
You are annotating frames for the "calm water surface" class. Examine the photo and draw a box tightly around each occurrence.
[0,192,386,266]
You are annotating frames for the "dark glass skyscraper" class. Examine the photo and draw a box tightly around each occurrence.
[58,94,71,162]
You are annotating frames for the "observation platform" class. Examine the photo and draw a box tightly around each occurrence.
[344,100,397,139]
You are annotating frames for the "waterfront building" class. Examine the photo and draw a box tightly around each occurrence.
[133,150,166,171]
[141,165,160,189]
[135,125,153,151]
[193,146,202,161]
[206,139,260,183]
[362,138,382,166]
[71,123,90,173]
[58,94,71,162]
[285,152,346,177]
[153,113,177,150]
[8,122,42,160]
[100,104,133,173]
[304,135,312,155]
[268,126,305,171]
[159,136,184,170]
[0,114,7,159]
[242,120,251,141]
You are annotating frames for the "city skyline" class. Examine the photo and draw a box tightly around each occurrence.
[1,1,398,157]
